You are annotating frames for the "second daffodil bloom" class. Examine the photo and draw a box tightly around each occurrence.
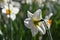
[2,2,20,21]
[24,9,53,37]
[44,12,53,29]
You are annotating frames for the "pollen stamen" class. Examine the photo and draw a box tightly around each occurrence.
[6,9,11,15]
[33,18,40,26]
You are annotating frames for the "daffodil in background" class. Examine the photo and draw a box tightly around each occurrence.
[44,12,53,29]
[2,1,20,21]
[26,0,33,10]
[21,0,45,10]
[34,0,45,8]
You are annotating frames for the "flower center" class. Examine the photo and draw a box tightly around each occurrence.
[6,9,11,15]
[33,18,40,26]
[48,20,52,25]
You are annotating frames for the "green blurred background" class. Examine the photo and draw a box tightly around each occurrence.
[0,0,60,40]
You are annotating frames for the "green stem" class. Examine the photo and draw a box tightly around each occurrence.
[34,36,36,40]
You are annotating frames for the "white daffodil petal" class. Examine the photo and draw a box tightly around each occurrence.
[11,1,20,8]
[24,18,33,29]
[10,14,16,21]
[45,13,53,20]
[12,7,19,14]
[4,4,8,9]
[31,27,38,37]
[4,0,12,3]
[37,26,45,35]
[41,22,46,34]
[33,9,42,19]
[27,11,33,18]
[2,8,6,14]
[10,4,13,9]
[4,4,13,9]
[45,21,51,29]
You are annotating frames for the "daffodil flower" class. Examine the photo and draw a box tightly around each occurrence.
[44,12,53,29]
[2,2,20,21]
[24,9,53,37]
[24,9,46,36]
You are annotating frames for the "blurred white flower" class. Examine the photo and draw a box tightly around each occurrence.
[11,1,21,8]
[35,0,45,8]
[0,30,3,35]
[4,0,12,3]
[2,2,20,21]
[26,0,33,10]
[24,9,46,36]
[45,13,53,29]
[50,0,60,5]
[24,9,53,37]
[26,0,33,5]
[22,0,33,5]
